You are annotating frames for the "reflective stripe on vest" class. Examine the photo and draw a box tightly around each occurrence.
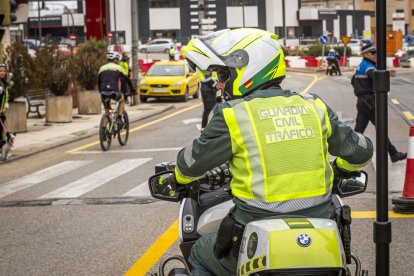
[222,94,333,203]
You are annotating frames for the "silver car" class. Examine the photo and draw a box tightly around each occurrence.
[138,38,175,53]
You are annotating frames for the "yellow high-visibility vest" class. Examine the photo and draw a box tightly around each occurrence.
[222,94,333,202]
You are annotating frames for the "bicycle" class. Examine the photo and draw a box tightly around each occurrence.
[99,100,130,151]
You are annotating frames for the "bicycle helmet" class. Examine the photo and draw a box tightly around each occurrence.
[182,28,286,96]
[329,49,335,53]
[107,51,121,61]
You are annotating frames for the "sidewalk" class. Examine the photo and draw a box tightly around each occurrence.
[7,103,174,161]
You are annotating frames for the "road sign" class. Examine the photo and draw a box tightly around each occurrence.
[69,33,77,41]
[319,35,328,45]
[406,36,413,45]
[341,36,351,46]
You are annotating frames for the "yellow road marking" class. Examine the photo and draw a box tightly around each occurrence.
[125,220,179,276]
[391,98,400,105]
[403,111,414,121]
[300,75,326,94]
[129,210,414,275]
[352,211,414,219]
[66,103,202,153]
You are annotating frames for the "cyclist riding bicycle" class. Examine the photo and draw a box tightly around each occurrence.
[98,51,126,124]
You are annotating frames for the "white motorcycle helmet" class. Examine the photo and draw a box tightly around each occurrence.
[107,51,121,61]
[182,28,286,97]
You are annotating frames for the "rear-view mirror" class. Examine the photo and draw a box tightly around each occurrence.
[148,171,182,202]
[337,171,368,197]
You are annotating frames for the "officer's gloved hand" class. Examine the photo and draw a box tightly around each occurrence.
[332,159,361,194]
[206,163,231,189]
[332,159,361,179]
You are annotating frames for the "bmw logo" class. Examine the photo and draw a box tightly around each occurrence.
[297,233,312,247]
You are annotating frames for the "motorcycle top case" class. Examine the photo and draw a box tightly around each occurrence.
[237,218,346,276]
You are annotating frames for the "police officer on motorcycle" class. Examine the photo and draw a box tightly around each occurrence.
[326,48,342,75]
[174,28,373,275]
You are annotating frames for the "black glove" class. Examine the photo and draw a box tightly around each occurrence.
[206,163,231,189]
[332,159,361,178]
[332,159,361,194]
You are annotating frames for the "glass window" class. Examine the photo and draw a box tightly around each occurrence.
[149,0,178,8]
[227,0,258,6]
[147,65,185,76]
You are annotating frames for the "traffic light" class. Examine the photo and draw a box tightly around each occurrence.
[0,0,17,27]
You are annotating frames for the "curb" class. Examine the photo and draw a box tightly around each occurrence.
[4,104,175,163]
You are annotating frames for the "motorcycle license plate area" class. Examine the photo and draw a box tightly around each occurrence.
[237,218,345,275]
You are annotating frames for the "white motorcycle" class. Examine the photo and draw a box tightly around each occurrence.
[148,162,369,276]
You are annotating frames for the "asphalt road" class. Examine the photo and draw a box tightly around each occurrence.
[1,71,413,276]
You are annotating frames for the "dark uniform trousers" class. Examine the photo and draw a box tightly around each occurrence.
[355,95,398,156]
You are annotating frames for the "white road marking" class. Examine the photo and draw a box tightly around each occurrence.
[70,148,182,154]
[183,118,202,125]
[122,181,151,197]
[39,158,152,199]
[0,161,92,199]
[371,151,406,193]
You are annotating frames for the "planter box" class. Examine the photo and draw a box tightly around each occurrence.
[45,95,73,123]
[77,90,102,115]
[5,101,27,133]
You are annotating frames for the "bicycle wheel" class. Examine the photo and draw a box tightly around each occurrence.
[118,111,129,146]
[99,113,112,151]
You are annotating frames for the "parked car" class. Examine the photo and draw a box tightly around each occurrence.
[338,39,362,55]
[138,60,200,102]
[361,39,372,47]
[400,50,414,67]
[138,38,175,53]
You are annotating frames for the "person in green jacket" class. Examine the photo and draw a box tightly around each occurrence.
[0,63,10,149]
[173,28,374,275]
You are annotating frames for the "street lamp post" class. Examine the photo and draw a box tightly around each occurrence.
[282,0,286,46]
[48,3,75,37]
[239,1,245,28]
[37,0,42,47]
[353,0,356,37]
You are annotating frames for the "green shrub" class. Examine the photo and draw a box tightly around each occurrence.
[4,41,38,102]
[304,43,352,57]
[72,39,107,90]
[35,42,71,96]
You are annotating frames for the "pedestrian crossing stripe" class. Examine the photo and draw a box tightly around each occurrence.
[39,158,152,199]
[122,181,151,197]
[0,161,92,199]
[0,159,153,200]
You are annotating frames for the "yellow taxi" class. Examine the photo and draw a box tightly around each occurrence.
[138,60,200,102]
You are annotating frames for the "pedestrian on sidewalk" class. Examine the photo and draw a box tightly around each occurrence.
[119,52,137,104]
[351,43,406,163]
[0,64,11,160]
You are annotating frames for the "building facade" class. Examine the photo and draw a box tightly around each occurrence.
[302,0,414,35]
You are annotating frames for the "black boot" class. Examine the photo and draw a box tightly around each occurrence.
[390,152,407,163]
